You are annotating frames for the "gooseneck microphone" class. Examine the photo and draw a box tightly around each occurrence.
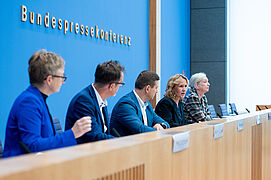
[112,128,121,137]
[234,110,239,115]
[160,123,167,129]
[216,113,222,119]
[19,141,31,153]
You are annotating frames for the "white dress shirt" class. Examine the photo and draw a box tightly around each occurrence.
[133,90,148,126]
[92,84,108,132]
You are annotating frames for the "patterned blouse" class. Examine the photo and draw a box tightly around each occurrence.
[183,87,211,123]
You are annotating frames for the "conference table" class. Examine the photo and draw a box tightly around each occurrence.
[0,110,270,180]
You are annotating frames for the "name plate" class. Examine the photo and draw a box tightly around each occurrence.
[213,123,224,139]
[256,115,262,125]
[237,119,244,131]
[172,131,190,153]
[269,112,271,120]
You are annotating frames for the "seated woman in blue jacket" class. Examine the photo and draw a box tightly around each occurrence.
[3,50,92,158]
[155,74,189,127]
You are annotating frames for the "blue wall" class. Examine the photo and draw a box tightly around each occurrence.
[161,0,190,96]
[0,1,148,143]
[0,1,190,145]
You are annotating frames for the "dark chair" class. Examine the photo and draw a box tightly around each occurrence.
[208,105,218,118]
[0,139,3,158]
[229,103,238,115]
[218,104,229,117]
[53,118,63,134]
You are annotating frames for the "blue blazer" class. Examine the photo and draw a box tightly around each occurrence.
[3,86,76,158]
[110,91,169,136]
[65,85,114,143]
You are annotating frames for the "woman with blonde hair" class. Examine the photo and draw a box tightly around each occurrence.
[155,74,189,127]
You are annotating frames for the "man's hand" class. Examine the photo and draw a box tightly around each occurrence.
[153,123,164,131]
[72,116,92,138]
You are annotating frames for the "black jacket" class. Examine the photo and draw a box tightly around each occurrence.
[155,97,187,128]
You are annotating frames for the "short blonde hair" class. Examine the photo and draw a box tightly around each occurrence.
[164,74,189,100]
[28,49,65,86]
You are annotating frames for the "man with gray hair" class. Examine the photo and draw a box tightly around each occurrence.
[183,72,211,123]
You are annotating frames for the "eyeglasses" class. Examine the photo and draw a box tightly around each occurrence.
[51,75,67,82]
[112,81,125,86]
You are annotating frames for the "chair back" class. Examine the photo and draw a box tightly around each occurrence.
[0,139,3,158]
[218,104,229,116]
[53,118,63,134]
[208,105,218,118]
[229,103,238,115]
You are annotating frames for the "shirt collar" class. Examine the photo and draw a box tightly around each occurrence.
[133,90,148,108]
[92,83,107,108]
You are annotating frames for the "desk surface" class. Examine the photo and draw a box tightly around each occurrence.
[0,110,270,180]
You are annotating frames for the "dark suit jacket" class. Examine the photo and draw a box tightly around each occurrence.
[65,85,114,143]
[110,91,169,136]
[3,86,76,158]
[155,97,187,127]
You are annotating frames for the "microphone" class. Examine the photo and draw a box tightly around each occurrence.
[19,141,32,154]
[160,123,167,129]
[111,128,121,137]
[234,110,239,115]
[216,113,222,119]
[245,108,250,113]
[257,105,261,111]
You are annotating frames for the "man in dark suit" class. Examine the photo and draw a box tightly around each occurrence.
[110,70,169,136]
[65,61,125,143]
